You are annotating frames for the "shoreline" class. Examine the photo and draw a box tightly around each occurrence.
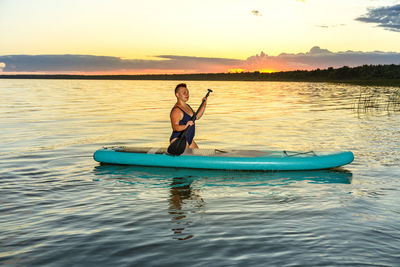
[1,74,399,87]
[1,65,400,87]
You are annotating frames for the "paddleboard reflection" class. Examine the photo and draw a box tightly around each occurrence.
[93,165,352,240]
[93,165,353,186]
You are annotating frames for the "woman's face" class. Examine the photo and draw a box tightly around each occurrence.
[176,87,189,102]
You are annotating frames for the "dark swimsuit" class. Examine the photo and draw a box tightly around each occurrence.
[170,105,195,145]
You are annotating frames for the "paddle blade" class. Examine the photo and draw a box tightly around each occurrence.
[167,136,187,155]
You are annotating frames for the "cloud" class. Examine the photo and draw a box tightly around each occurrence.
[243,46,400,71]
[0,54,241,74]
[356,4,400,32]
[1,47,400,74]
[251,10,262,16]
[316,24,346,29]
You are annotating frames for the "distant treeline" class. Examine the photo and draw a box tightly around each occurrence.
[1,64,400,86]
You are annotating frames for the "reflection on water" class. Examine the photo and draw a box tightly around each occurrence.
[169,177,204,240]
[93,164,353,186]
[93,164,352,241]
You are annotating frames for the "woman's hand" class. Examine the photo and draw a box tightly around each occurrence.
[185,120,194,128]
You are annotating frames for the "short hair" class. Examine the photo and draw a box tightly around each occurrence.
[175,83,187,95]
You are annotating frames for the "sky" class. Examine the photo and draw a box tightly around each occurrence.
[1,0,400,74]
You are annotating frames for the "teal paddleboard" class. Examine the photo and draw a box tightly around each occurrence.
[93,147,354,171]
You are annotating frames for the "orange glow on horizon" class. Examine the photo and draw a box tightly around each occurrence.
[228,68,278,74]
[0,69,207,75]
[259,69,276,73]
[0,67,286,75]
[228,68,244,73]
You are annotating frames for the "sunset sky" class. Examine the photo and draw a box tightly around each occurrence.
[1,0,400,74]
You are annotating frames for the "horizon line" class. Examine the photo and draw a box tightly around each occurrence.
[1,63,399,77]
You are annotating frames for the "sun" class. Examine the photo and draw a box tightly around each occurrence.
[259,69,276,73]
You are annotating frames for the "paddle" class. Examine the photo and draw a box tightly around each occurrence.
[167,89,213,155]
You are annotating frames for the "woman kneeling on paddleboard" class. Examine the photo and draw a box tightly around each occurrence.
[170,83,207,149]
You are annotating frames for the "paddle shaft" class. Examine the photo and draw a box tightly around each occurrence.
[182,89,212,137]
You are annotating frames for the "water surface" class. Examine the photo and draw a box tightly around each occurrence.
[1,80,399,266]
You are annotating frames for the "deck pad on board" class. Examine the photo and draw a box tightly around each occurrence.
[114,146,271,157]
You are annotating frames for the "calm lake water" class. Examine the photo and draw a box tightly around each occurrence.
[1,79,399,266]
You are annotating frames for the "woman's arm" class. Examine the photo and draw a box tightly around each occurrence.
[171,108,193,131]
[196,97,207,120]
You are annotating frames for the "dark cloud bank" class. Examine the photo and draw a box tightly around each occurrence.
[356,4,400,32]
[1,46,400,74]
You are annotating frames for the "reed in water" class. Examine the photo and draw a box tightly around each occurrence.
[354,87,400,114]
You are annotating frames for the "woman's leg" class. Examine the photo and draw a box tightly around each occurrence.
[170,137,192,149]
[189,140,199,149]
